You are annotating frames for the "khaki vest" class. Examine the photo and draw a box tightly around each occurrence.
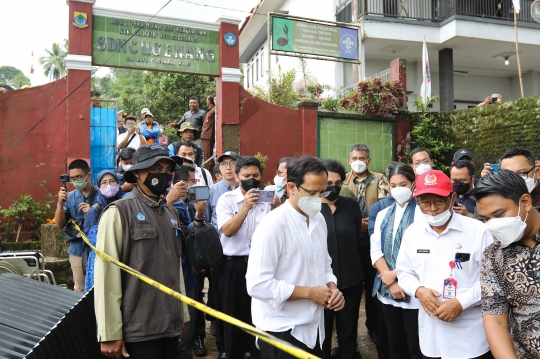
[343,170,386,213]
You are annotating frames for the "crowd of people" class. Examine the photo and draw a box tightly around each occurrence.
[55,99,540,359]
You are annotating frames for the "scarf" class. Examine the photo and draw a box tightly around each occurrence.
[372,198,416,302]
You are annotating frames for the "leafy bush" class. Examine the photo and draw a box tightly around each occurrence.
[340,78,404,116]
[0,194,48,242]
[254,152,268,174]
[321,98,340,111]
[249,65,298,109]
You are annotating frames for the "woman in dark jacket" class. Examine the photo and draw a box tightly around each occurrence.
[321,159,364,359]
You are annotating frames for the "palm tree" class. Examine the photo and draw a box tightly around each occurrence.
[39,41,68,81]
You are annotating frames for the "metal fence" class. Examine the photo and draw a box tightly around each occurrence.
[335,67,391,98]
[345,0,536,23]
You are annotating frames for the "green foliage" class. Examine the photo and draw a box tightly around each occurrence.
[164,126,180,146]
[249,65,298,109]
[410,96,454,172]
[0,194,47,242]
[0,66,31,87]
[340,79,404,116]
[321,97,340,111]
[39,40,68,80]
[305,83,332,105]
[2,241,41,251]
[254,152,268,175]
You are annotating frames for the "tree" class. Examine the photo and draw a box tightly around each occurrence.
[39,40,68,81]
[0,66,30,87]
[250,65,298,109]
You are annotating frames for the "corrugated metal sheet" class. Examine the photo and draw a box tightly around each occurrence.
[0,274,106,359]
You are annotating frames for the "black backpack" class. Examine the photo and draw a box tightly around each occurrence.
[184,224,223,270]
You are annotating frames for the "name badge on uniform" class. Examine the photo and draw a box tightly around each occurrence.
[443,278,458,299]
[417,249,430,254]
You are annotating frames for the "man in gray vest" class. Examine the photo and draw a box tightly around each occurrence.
[94,144,189,359]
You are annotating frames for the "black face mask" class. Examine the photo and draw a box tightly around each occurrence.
[325,186,342,201]
[453,181,471,195]
[241,178,261,192]
[143,172,173,196]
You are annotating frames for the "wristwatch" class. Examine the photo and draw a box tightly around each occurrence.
[194,217,204,223]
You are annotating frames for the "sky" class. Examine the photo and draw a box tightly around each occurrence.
[0,0,259,86]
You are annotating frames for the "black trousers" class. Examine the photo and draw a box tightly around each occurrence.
[260,330,324,359]
[220,257,259,358]
[178,288,195,359]
[125,336,179,359]
[359,246,378,333]
[323,282,363,359]
[375,297,390,359]
[380,302,422,359]
[424,351,494,359]
[209,260,225,353]
[192,272,206,341]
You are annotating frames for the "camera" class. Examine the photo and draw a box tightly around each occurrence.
[491,97,498,104]
[188,186,210,201]
[60,174,70,189]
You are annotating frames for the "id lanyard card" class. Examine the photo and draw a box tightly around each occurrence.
[443,261,458,299]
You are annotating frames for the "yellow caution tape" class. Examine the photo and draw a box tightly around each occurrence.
[71,220,321,359]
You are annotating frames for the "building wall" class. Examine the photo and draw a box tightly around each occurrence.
[0,79,69,208]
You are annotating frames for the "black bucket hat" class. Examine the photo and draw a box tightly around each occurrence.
[124,144,183,183]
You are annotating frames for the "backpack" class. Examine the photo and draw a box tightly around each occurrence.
[184,223,223,270]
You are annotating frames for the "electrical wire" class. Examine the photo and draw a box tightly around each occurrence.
[178,0,267,16]
[0,0,173,158]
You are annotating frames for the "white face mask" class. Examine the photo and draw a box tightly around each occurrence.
[423,208,452,226]
[391,186,413,205]
[415,163,432,175]
[485,205,528,248]
[523,173,536,193]
[294,186,322,219]
[273,174,286,189]
[351,160,367,174]
[122,164,133,171]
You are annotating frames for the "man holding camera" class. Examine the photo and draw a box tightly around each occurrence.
[117,115,146,151]
[55,159,98,293]
[477,94,502,107]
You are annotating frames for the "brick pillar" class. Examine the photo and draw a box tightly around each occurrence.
[439,48,454,112]
[64,0,94,164]
[393,111,411,162]
[299,100,319,156]
[390,58,407,107]
[215,17,242,156]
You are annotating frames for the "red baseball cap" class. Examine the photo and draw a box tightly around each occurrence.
[413,170,453,198]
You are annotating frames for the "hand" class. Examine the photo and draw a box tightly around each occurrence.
[434,298,463,322]
[178,323,186,342]
[169,122,177,128]
[242,189,260,210]
[270,194,281,210]
[378,270,397,287]
[134,125,140,134]
[415,286,441,317]
[127,126,135,135]
[308,286,331,307]
[100,340,129,358]
[166,181,188,204]
[484,96,492,104]
[79,202,90,214]
[389,282,406,300]
[327,286,345,311]
[58,187,68,203]
[481,163,492,178]
[453,203,470,217]
[193,201,207,218]
[121,183,134,192]
[360,218,368,233]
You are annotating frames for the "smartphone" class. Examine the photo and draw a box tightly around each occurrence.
[129,122,136,128]
[188,186,210,201]
[254,190,275,202]
[490,163,500,172]
[60,174,70,189]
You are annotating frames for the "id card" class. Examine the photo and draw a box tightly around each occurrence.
[443,278,457,299]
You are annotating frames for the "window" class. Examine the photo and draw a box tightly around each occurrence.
[260,51,264,77]
[256,58,259,81]
[251,64,254,86]
[247,67,250,88]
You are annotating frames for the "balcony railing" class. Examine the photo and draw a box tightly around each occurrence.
[337,0,537,23]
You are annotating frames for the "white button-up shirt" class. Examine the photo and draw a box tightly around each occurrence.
[216,187,270,256]
[371,202,420,309]
[396,212,494,359]
[246,201,337,349]
[194,166,213,187]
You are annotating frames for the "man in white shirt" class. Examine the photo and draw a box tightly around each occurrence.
[117,116,146,151]
[216,156,271,359]
[396,170,494,359]
[246,156,344,358]
[176,141,213,187]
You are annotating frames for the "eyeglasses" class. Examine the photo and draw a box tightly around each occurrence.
[417,195,452,210]
[70,174,88,182]
[516,167,534,178]
[100,179,118,186]
[413,158,431,166]
[299,185,330,198]
[219,161,236,168]
[451,178,472,184]
[147,165,175,174]
[327,181,343,188]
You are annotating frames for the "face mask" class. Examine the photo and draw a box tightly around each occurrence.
[485,205,528,248]
[99,184,120,198]
[415,164,432,175]
[391,186,413,205]
[294,186,322,219]
[122,164,133,172]
[325,186,342,201]
[452,181,471,195]
[241,178,260,192]
[523,174,536,193]
[351,160,367,174]
[72,175,88,191]
[273,175,286,189]
[423,208,452,226]
[143,172,172,196]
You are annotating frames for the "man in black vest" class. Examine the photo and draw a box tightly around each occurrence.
[94,145,188,359]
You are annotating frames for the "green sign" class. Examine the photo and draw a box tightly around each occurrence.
[271,15,359,62]
[92,15,220,75]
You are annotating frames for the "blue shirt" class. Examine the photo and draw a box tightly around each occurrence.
[63,186,98,256]
[205,180,237,230]
[171,199,196,293]
[140,122,160,144]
